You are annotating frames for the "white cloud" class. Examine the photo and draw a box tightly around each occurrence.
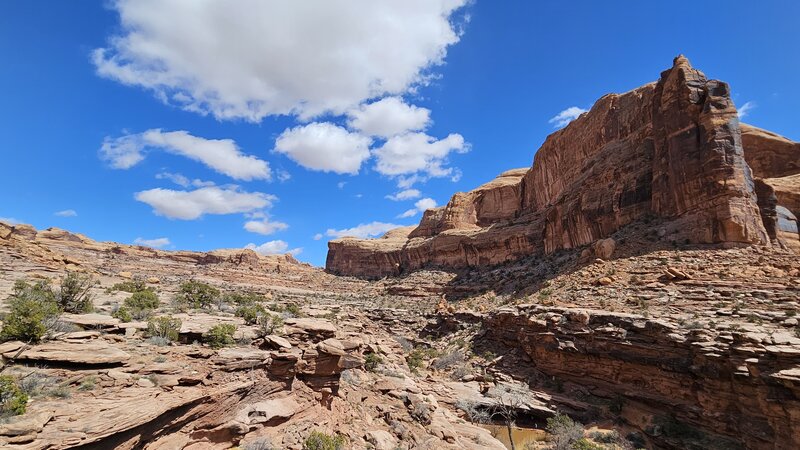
[347,97,431,138]
[243,218,289,235]
[337,182,347,190]
[155,171,216,188]
[274,122,372,174]
[276,169,291,182]
[135,186,275,220]
[313,233,323,241]
[0,217,21,225]
[133,237,171,248]
[374,132,467,178]
[397,174,426,189]
[738,101,756,118]
[54,209,77,217]
[549,106,587,128]
[245,240,302,256]
[93,0,468,121]
[102,129,270,181]
[325,221,404,239]
[399,197,437,218]
[386,189,422,201]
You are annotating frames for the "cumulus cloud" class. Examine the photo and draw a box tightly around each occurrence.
[245,240,302,256]
[399,197,437,218]
[243,218,289,236]
[374,132,467,178]
[102,130,270,181]
[274,123,372,174]
[54,209,77,217]
[133,237,171,248]
[549,106,587,128]
[738,101,756,118]
[313,233,323,241]
[325,221,404,239]
[135,186,275,220]
[347,97,431,138]
[93,0,468,121]
[386,189,422,201]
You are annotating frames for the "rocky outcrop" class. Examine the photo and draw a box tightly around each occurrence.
[327,56,799,277]
[741,124,800,179]
[483,305,800,450]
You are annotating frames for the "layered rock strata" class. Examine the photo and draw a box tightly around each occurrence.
[327,56,800,277]
[483,305,800,450]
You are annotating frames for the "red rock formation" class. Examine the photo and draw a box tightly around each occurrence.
[327,56,799,277]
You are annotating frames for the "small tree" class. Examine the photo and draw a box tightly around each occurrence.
[57,271,94,313]
[487,384,530,450]
[236,303,267,324]
[175,280,219,309]
[1,280,60,343]
[258,313,284,336]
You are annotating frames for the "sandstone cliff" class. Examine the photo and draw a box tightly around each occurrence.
[327,57,800,277]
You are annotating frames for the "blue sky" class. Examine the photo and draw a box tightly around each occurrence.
[1,1,798,267]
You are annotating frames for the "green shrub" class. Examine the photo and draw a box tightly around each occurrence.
[146,316,181,342]
[364,352,383,372]
[111,306,133,322]
[123,289,160,318]
[284,303,302,317]
[1,280,60,343]
[0,375,28,417]
[109,278,148,293]
[204,324,236,349]
[258,314,284,336]
[235,304,267,325]
[56,271,94,313]
[224,291,263,306]
[175,280,219,309]
[303,431,346,450]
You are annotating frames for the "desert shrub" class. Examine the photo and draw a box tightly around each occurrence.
[364,352,383,372]
[242,437,275,450]
[235,304,267,325]
[111,305,133,322]
[430,349,463,370]
[571,439,603,450]
[258,313,284,336]
[224,291,263,306]
[587,430,621,444]
[546,412,584,450]
[303,431,345,450]
[109,278,148,293]
[205,324,236,349]
[1,280,60,343]
[456,399,491,423]
[175,280,219,309]
[125,289,160,310]
[0,375,28,417]
[17,372,67,399]
[393,335,413,352]
[56,271,94,313]
[78,376,96,391]
[284,303,302,317]
[406,347,440,372]
[146,316,181,342]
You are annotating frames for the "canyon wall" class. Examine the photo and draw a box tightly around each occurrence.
[327,56,800,277]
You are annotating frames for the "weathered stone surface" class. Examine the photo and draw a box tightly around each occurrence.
[327,57,787,278]
[741,123,800,179]
[3,341,130,365]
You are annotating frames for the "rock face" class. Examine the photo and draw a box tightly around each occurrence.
[327,56,800,277]
[483,305,800,450]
